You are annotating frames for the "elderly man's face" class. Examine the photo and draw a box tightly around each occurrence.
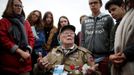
[59,29,75,45]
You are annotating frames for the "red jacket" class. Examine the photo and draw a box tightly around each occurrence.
[0,18,35,74]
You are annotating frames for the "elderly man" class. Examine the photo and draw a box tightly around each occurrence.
[33,25,100,75]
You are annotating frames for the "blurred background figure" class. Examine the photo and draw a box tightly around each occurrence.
[57,16,78,45]
[77,15,87,46]
[57,16,70,34]
[80,15,88,24]
[42,11,59,53]
[27,10,46,75]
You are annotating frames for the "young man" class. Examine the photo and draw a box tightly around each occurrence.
[105,0,126,51]
[81,0,114,75]
[33,25,100,75]
[107,0,134,75]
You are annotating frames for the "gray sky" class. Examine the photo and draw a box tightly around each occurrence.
[0,0,109,33]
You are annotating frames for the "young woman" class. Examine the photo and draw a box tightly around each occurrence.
[57,16,78,45]
[27,10,47,74]
[42,11,59,52]
[0,0,34,75]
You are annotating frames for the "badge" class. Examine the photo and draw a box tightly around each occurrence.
[53,65,64,75]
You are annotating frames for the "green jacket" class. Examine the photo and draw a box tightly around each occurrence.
[43,44,92,72]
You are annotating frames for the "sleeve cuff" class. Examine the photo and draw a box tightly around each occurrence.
[26,45,32,53]
[11,45,19,53]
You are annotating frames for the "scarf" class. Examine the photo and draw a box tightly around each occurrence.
[112,8,134,75]
[8,15,28,49]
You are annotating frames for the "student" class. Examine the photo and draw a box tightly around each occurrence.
[105,0,126,51]
[108,0,134,75]
[42,11,59,53]
[81,0,114,75]
[0,0,34,75]
[27,10,46,75]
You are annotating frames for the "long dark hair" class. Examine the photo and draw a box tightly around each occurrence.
[57,16,70,31]
[2,0,25,18]
[43,11,54,28]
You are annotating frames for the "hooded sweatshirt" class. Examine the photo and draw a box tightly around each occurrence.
[81,13,114,59]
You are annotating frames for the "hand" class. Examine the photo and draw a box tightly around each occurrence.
[86,64,98,75]
[37,56,52,70]
[22,50,31,60]
[16,49,30,60]
[37,52,44,69]
[114,52,126,64]
[109,54,118,62]
[38,59,49,69]
[109,52,125,64]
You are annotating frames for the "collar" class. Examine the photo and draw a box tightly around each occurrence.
[89,12,108,18]
[61,44,75,50]
[57,44,77,53]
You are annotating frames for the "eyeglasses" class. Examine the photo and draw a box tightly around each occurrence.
[14,4,23,8]
[89,1,99,5]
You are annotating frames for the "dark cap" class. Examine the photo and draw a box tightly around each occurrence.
[60,25,75,33]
